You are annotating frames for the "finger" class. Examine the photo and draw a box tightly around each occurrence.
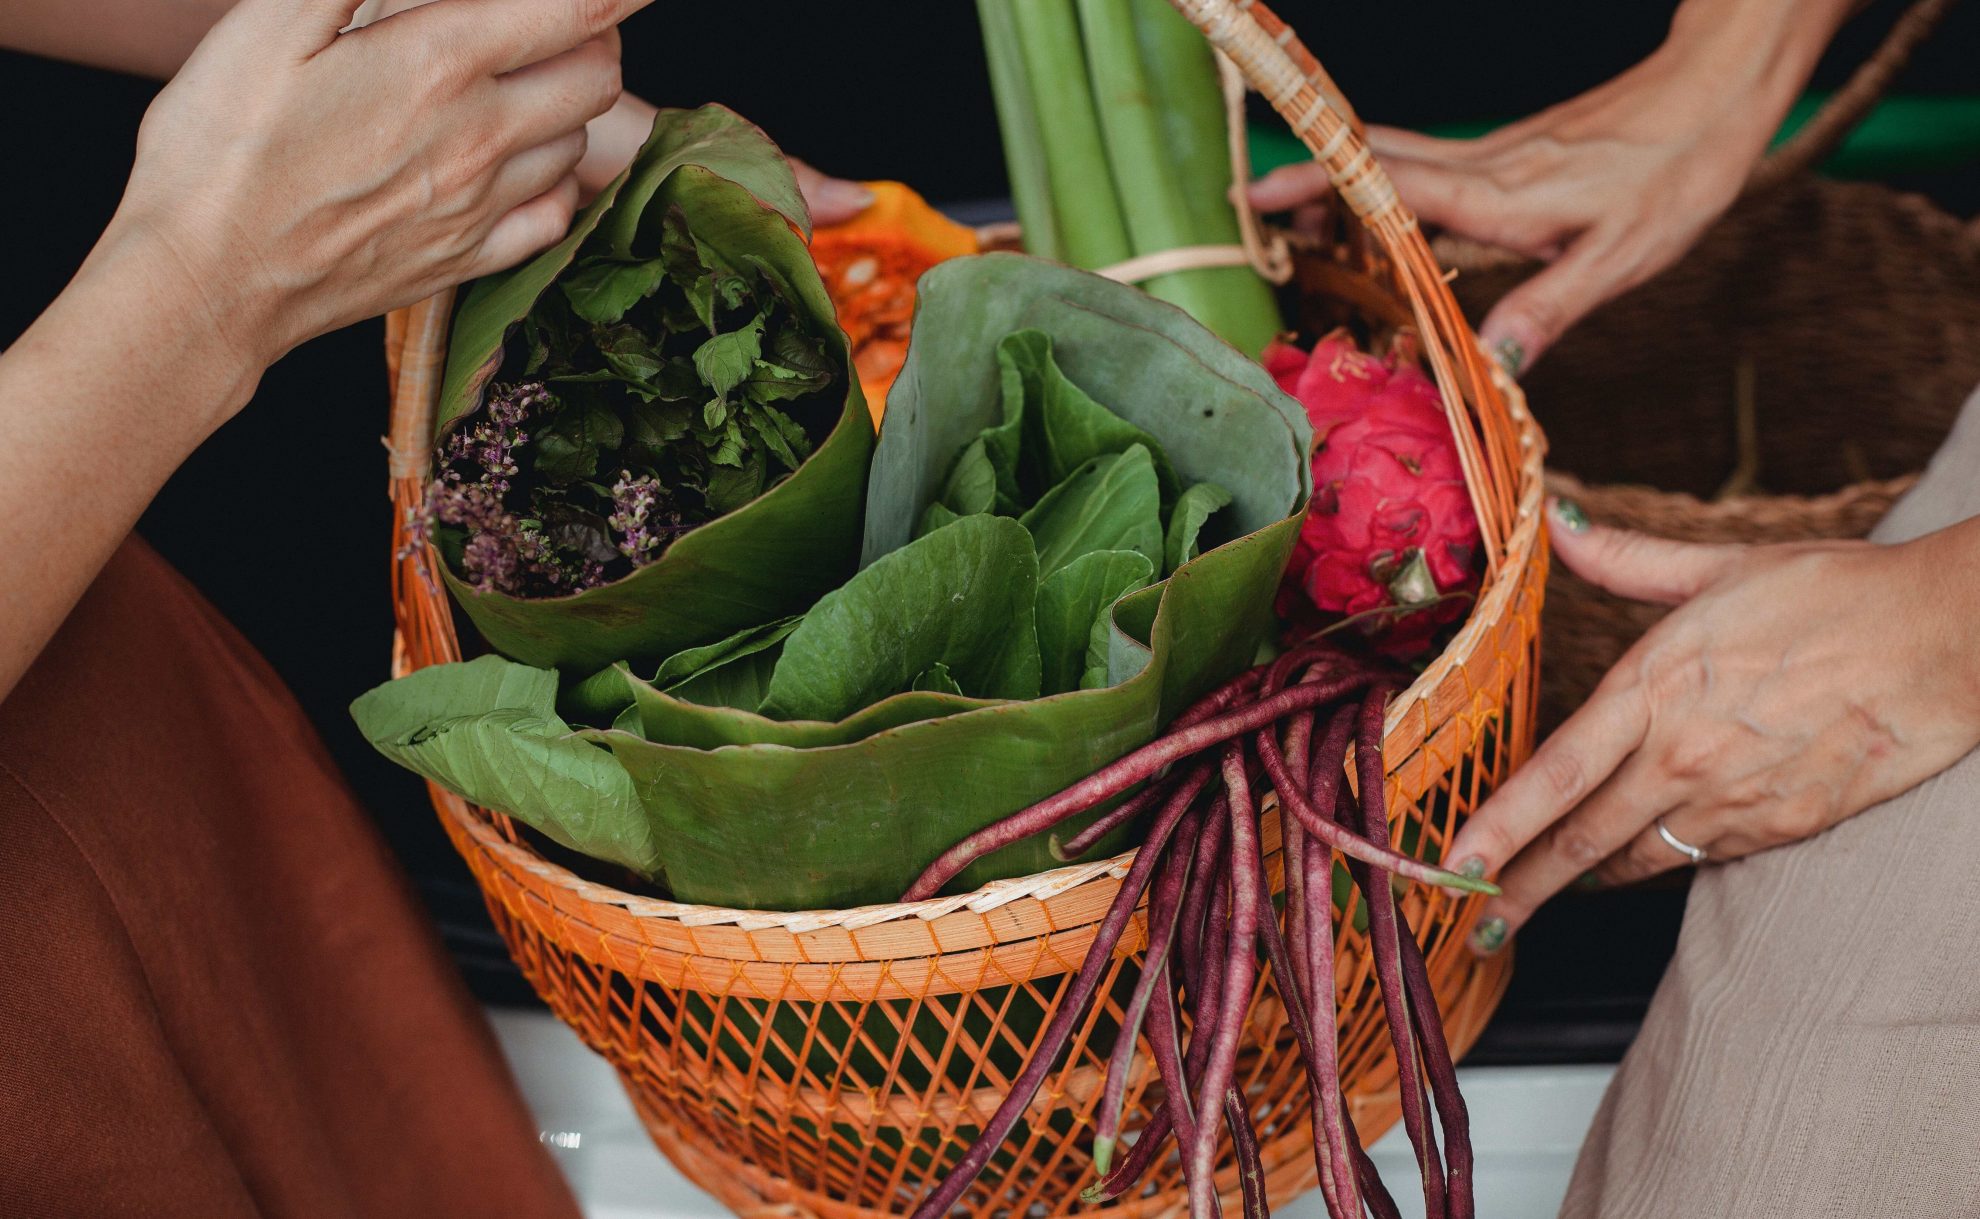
[575,93,657,197]
[495,30,623,153]
[469,174,581,277]
[1547,497,1745,606]
[1593,808,1715,888]
[1445,666,1651,878]
[1246,161,1331,213]
[1475,223,1638,369]
[407,0,655,76]
[789,158,875,226]
[1469,751,1680,946]
[485,129,589,217]
[1378,157,1568,256]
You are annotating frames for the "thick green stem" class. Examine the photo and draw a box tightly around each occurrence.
[977,0,1062,262]
[1009,0,1134,269]
[1078,0,1198,302]
[1126,0,1283,354]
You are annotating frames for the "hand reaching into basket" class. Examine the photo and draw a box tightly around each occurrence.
[1248,0,1855,372]
[1447,498,1980,954]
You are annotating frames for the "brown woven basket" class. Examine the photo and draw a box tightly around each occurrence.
[379,3,1547,1215]
[1437,0,1973,728]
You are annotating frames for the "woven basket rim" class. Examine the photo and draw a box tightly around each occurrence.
[421,356,1545,934]
[1546,468,1921,517]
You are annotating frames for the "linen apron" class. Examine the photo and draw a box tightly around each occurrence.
[1562,386,1980,1218]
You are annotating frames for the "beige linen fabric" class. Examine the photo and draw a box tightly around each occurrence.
[1560,387,1980,1218]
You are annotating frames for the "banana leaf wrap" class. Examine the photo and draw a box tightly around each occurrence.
[594,255,1310,908]
[431,105,873,674]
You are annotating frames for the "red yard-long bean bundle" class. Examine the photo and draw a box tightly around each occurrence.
[904,642,1492,1219]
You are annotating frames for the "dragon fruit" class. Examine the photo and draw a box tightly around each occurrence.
[1266,330,1480,650]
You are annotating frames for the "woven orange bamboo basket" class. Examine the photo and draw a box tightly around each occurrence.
[378,2,1547,1215]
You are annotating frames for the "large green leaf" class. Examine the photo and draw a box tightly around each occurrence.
[432,107,872,674]
[602,256,1312,907]
[349,657,659,879]
[760,514,1042,721]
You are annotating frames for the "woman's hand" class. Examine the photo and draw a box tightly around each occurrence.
[105,0,650,381]
[1248,0,1853,372]
[1449,499,1980,953]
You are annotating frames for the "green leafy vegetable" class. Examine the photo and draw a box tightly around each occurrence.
[760,514,1043,721]
[1036,549,1155,694]
[1019,444,1163,577]
[1165,480,1234,573]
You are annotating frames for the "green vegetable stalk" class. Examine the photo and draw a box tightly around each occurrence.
[980,0,1283,355]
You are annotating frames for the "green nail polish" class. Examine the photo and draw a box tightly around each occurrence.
[1554,498,1590,533]
[1494,338,1525,378]
[1458,857,1487,881]
[1470,916,1508,954]
[1574,871,1602,891]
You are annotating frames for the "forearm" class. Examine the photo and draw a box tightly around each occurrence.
[0,0,237,79]
[0,225,259,700]
[1662,0,1859,113]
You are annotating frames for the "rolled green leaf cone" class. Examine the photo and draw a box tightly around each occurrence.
[428,105,874,675]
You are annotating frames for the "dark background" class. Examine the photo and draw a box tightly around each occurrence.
[2,0,1972,1056]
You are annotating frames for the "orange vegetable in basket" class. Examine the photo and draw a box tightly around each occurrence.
[811,182,978,427]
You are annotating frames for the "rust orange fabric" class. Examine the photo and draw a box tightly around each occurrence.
[0,537,579,1219]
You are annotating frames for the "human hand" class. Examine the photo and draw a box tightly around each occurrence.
[102,0,651,391]
[1450,498,1980,955]
[1248,0,1850,372]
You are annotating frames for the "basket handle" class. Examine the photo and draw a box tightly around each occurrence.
[1746,0,1958,194]
[1168,0,1526,566]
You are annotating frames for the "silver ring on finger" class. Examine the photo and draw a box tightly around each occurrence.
[1655,817,1708,865]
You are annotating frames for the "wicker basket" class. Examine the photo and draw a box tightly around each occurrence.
[379,3,1547,1215]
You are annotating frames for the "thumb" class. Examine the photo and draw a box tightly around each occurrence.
[1477,225,1629,375]
[1549,498,1744,606]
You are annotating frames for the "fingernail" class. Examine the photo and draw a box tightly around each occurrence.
[816,179,876,212]
[1492,338,1525,378]
[1457,856,1487,881]
[1469,916,1509,955]
[1553,498,1590,534]
[1573,871,1602,891]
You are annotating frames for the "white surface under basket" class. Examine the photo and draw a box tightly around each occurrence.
[491,1008,1611,1219]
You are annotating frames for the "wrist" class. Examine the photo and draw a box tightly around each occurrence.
[68,218,271,437]
[86,210,279,418]
[1662,0,1853,112]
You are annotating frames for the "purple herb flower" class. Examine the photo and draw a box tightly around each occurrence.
[608,471,667,567]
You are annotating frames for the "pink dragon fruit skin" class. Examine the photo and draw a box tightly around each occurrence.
[1266,332,1481,643]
